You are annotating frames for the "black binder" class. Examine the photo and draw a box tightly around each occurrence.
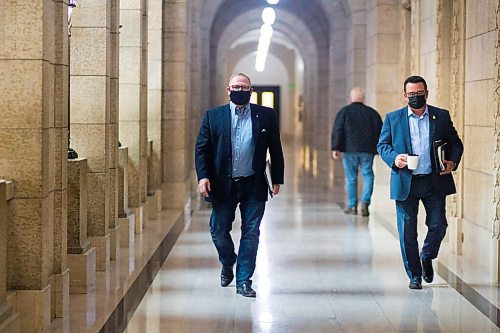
[433,140,448,172]
[265,160,274,198]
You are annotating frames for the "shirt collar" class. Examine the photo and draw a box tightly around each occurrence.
[230,101,250,116]
[407,105,429,119]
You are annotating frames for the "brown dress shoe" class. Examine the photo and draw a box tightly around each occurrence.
[361,203,369,217]
[344,206,357,215]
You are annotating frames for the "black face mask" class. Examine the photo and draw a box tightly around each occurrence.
[408,94,426,109]
[230,90,251,106]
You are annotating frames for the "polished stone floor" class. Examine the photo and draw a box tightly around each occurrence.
[125,157,500,332]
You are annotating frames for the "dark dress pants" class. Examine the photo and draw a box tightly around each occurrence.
[209,177,266,286]
[395,175,447,279]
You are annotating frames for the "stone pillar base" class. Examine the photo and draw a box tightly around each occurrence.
[68,247,97,294]
[109,226,121,261]
[88,234,111,271]
[130,205,145,234]
[0,303,19,333]
[50,269,69,319]
[118,213,135,248]
[15,285,51,333]
[146,192,158,220]
[155,189,162,212]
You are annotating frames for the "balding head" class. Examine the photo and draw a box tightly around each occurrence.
[350,87,365,103]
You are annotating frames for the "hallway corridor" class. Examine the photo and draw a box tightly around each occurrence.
[125,152,499,333]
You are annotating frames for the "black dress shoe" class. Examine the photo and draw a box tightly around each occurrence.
[409,276,422,290]
[236,282,256,297]
[422,258,434,283]
[220,266,234,287]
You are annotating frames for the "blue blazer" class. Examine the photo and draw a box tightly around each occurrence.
[195,103,285,203]
[377,105,463,201]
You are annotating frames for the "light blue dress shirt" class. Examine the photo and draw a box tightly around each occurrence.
[230,102,255,177]
[408,106,432,175]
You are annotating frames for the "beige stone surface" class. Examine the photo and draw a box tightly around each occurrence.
[463,126,494,174]
[71,0,110,28]
[68,247,96,294]
[71,27,109,76]
[109,226,120,261]
[53,189,68,271]
[70,124,109,172]
[0,310,19,333]
[119,85,141,121]
[164,61,188,91]
[118,214,135,248]
[15,285,51,333]
[70,75,110,124]
[0,60,43,128]
[51,269,69,318]
[120,48,142,84]
[131,206,144,234]
[88,235,110,272]
[464,79,495,127]
[463,216,492,272]
[162,181,188,209]
[118,147,130,217]
[120,9,142,47]
[162,91,188,120]
[463,169,494,228]
[164,2,189,33]
[0,182,6,306]
[87,172,110,237]
[67,159,90,254]
[7,197,53,290]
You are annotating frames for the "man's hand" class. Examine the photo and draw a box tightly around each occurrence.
[440,160,455,175]
[272,184,280,195]
[395,154,407,168]
[332,151,342,160]
[198,178,211,197]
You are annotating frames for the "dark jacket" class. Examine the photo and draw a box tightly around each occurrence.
[331,102,383,154]
[377,105,464,200]
[195,103,285,203]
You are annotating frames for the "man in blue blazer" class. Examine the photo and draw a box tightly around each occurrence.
[377,76,463,289]
[195,73,284,297]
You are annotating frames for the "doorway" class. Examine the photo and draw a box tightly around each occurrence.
[251,85,281,125]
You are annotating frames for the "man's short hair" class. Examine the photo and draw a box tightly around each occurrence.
[228,73,252,86]
[403,75,427,92]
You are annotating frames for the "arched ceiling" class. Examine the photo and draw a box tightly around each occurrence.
[208,0,331,52]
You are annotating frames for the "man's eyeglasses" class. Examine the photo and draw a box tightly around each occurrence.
[229,85,251,91]
[405,91,426,98]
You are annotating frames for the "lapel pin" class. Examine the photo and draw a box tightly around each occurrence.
[432,115,436,120]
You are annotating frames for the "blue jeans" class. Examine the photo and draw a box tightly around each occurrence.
[342,152,375,208]
[395,175,447,279]
[209,177,266,286]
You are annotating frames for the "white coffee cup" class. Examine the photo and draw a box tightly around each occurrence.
[407,154,419,170]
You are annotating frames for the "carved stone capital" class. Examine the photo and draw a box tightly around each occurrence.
[402,0,411,10]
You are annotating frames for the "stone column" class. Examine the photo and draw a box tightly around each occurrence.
[162,0,192,209]
[117,147,135,248]
[120,0,149,232]
[51,0,70,320]
[67,159,96,294]
[109,0,121,262]
[0,1,61,330]
[70,0,113,271]
[147,0,163,215]
[366,0,403,221]
[0,181,19,332]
